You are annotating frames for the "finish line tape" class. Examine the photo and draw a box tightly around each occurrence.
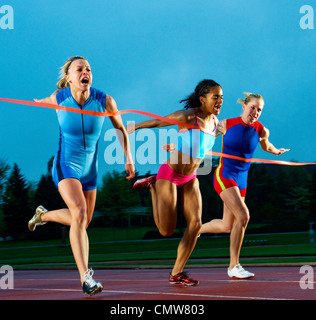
[1,97,315,166]
[208,151,315,166]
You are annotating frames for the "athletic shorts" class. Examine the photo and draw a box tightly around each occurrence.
[213,163,248,197]
[52,157,97,191]
[157,162,197,188]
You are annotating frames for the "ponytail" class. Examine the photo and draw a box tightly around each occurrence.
[237,92,264,105]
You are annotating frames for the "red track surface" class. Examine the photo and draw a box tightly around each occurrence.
[0,266,315,301]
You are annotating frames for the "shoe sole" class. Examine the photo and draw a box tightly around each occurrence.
[133,181,143,189]
[28,220,44,232]
[133,180,150,189]
[85,285,103,296]
[28,206,47,232]
[230,275,255,280]
[28,223,35,232]
[133,176,156,190]
[169,281,200,286]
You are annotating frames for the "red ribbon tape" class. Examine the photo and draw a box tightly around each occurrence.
[1,97,315,166]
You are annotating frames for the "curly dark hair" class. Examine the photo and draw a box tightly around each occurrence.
[180,79,221,109]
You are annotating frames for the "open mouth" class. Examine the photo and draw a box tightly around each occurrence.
[81,77,89,84]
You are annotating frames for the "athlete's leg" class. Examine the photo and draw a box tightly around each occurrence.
[207,167,238,234]
[82,189,97,264]
[56,178,89,282]
[149,183,159,230]
[40,187,96,225]
[40,208,71,225]
[200,202,235,234]
[150,179,178,237]
[171,178,202,275]
[219,187,249,269]
[84,189,97,227]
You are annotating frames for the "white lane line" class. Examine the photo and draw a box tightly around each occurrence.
[10,287,296,300]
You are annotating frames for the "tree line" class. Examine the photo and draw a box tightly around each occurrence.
[0,157,315,240]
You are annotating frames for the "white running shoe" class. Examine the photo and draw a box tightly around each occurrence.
[82,269,103,296]
[228,264,255,279]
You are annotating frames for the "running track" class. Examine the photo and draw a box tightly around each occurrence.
[0,266,315,300]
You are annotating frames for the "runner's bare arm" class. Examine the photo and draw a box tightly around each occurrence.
[126,109,190,134]
[34,91,58,105]
[260,127,290,155]
[106,95,135,179]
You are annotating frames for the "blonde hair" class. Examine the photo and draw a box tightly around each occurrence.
[237,92,264,105]
[56,56,88,90]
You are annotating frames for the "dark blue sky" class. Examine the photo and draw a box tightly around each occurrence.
[1,0,315,184]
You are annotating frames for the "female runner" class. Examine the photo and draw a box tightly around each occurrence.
[128,79,223,285]
[200,92,290,279]
[28,56,135,295]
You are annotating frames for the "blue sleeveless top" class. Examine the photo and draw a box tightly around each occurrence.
[56,87,106,153]
[53,87,106,187]
[221,117,264,171]
[177,108,216,159]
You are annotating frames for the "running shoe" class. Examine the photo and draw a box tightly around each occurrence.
[28,205,47,231]
[169,272,200,286]
[228,264,255,279]
[133,175,156,190]
[82,269,103,296]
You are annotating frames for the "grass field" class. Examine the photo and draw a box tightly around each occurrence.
[0,227,315,269]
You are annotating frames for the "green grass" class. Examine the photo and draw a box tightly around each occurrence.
[0,227,315,269]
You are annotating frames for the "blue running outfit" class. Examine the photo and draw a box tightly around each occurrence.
[177,108,216,159]
[214,117,264,197]
[52,87,106,191]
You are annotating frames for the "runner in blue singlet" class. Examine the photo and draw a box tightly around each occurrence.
[28,56,135,295]
[53,86,107,191]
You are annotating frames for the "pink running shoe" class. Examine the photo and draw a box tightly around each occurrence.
[133,175,156,190]
[169,272,200,286]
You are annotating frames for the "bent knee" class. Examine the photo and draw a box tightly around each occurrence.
[71,205,87,225]
[159,227,175,237]
[85,216,92,229]
[222,225,232,233]
[188,219,202,235]
[242,211,250,227]
[236,208,250,227]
